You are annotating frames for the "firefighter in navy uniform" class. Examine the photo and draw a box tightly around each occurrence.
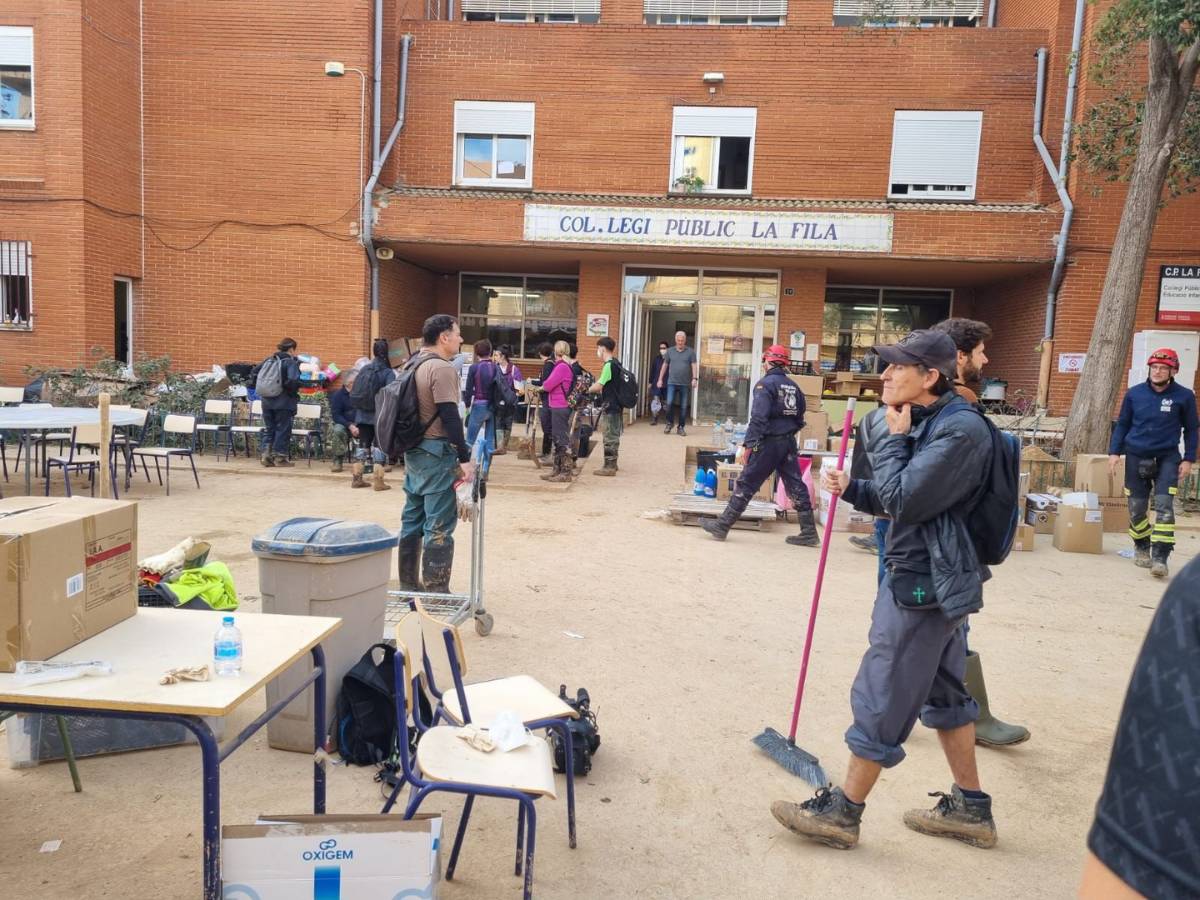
[703,345,820,546]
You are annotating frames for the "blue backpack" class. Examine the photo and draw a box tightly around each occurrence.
[942,406,1021,566]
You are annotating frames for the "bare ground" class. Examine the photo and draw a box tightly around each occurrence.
[2,426,1193,899]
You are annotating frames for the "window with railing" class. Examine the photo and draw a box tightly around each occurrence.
[0,240,32,328]
[644,0,785,24]
[461,0,600,21]
[832,0,982,27]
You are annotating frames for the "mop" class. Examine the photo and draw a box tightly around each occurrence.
[754,397,857,787]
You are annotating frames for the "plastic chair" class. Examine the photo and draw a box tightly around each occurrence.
[131,414,200,496]
[410,599,579,848]
[195,399,234,460]
[382,636,556,900]
[290,402,324,467]
[230,399,264,457]
[44,423,120,498]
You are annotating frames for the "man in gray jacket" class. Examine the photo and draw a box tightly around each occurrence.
[771,329,997,851]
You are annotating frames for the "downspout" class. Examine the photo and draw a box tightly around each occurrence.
[1032,0,1084,408]
[987,0,996,28]
[363,32,413,342]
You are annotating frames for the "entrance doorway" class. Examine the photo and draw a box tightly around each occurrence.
[114,278,133,368]
[621,266,778,424]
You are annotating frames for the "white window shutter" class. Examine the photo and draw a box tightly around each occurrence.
[0,26,34,66]
[461,0,600,12]
[889,110,982,198]
[454,101,535,136]
[645,0,787,15]
[832,0,983,18]
[0,241,30,276]
[672,106,757,138]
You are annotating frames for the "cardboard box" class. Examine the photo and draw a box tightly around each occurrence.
[786,373,825,399]
[222,814,442,899]
[1011,523,1036,551]
[0,497,138,672]
[798,411,829,448]
[1060,491,1100,510]
[1024,496,1058,534]
[1074,453,1123,498]
[1053,505,1105,554]
[1099,497,1128,533]
[715,463,772,502]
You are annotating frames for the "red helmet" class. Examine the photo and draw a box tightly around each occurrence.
[763,344,790,366]
[1147,348,1180,370]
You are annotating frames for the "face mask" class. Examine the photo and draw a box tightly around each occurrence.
[597,348,604,360]
[660,348,668,356]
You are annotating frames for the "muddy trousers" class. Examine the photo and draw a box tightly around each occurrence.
[1125,451,1179,559]
[601,411,622,469]
[400,440,460,592]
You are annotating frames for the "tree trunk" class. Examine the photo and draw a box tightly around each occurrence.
[1062,36,1200,460]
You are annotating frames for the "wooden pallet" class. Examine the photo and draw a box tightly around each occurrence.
[668,493,778,530]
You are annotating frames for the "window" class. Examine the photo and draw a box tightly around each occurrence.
[465,10,600,21]
[821,286,951,372]
[888,110,983,200]
[832,0,981,26]
[644,0,785,24]
[459,274,578,358]
[454,101,534,188]
[670,106,756,194]
[461,0,600,21]
[0,240,32,328]
[0,26,34,128]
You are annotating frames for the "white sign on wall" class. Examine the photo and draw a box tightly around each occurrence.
[1058,352,1086,374]
[523,204,894,253]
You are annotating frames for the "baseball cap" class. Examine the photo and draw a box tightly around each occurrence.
[874,329,958,381]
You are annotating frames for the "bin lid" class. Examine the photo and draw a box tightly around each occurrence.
[251,517,398,557]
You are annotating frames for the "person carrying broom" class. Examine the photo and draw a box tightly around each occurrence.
[771,329,998,851]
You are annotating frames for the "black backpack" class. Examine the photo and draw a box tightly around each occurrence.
[611,359,638,410]
[334,643,398,766]
[488,365,519,414]
[550,686,601,776]
[375,354,439,458]
[936,406,1021,566]
[351,360,389,412]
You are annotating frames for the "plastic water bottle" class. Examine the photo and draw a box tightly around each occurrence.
[213,616,243,677]
[693,467,707,496]
[723,418,735,451]
[704,467,718,498]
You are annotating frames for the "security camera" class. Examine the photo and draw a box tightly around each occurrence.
[324,61,346,77]
[375,247,394,260]
[702,72,725,84]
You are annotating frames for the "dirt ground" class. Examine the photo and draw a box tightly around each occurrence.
[2,426,1194,899]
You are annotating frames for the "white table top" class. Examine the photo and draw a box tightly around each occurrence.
[0,608,342,717]
[0,406,146,429]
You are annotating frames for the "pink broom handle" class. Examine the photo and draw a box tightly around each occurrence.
[787,397,857,743]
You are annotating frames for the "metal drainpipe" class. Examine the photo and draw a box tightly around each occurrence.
[987,0,997,27]
[363,34,413,341]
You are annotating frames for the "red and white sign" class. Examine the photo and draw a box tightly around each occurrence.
[1058,353,1086,374]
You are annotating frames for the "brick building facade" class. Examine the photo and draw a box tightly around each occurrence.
[2,0,1198,420]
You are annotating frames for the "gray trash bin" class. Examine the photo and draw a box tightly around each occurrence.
[252,517,397,752]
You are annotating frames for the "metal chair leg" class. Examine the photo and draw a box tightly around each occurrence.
[189,454,200,488]
[515,801,525,876]
[446,794,475,880]
[54,716,83,793]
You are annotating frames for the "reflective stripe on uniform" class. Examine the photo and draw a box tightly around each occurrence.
[1128,518,1152,540]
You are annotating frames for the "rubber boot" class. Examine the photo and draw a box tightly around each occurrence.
[372,466,391,492]
[540,456,561,481]
[274,453,295,468]
[964,651,1030,747]
[260,452,275,468]
[771,786,864,850]
[703,493,750,541]
[421,542,454,594]
[903,785,997,849]
[397,536,423,591]
[331,457,344,474]
[350,462,367,488]
[494,429,509,455]
[1150,542,1170,579]
[594,449,617,476]
[1133,539,1152,568]
[786,506,820,547]
[549,448,573,482]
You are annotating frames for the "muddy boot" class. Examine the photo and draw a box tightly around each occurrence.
[703,494,749,541]
[397,536,423,591]
[350,462,367,488]
[903,786,997,849]
[771,786,864,850]
[965,651,1030,747]
[594,450,617,476]
[536,454,553,467]
[1150,543,1170,579]
[848,534,878,554]
[540,458,561,481]
[331,457,344,474]
[493,430,509,455]
[274,455,295,468]
[372,466,391,492]
[260,452,275,468]
[1133,539,1152,568]
[786,508,820,547]
[421,542,454,594]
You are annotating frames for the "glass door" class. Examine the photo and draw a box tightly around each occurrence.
[696,303,759,423]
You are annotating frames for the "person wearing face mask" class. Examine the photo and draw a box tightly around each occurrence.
[648,340,670,426]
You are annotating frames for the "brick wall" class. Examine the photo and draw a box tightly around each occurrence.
[378,256,436,341]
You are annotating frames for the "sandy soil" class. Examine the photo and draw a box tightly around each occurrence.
[2,427,1194,899]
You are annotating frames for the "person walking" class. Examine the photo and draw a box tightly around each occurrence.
[464,339,498,458]
[328,372,355,474]
[350,338,396,491]
[398,315,475,593]
[771,329,998,851]
[539,340,575,483]
[587,336,623,476]
[1108,347,1199,579]
[701,345,819,546]
[251,337,302,468]
[657,331,698,436]
[493,344,523,456]
[648,340,669,425]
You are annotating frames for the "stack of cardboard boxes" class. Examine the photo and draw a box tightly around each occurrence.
[1073,453,1129,533]
[1018,454,1123,555]
[787,374,828,451]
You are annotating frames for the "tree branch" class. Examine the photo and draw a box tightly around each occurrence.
[1179,36,1200,89]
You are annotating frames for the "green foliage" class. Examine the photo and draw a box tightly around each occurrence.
[1075,0,1200,197]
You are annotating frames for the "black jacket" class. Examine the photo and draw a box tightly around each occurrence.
[251,351,302,413]
[743,366,805,445]
[844,392,993,620]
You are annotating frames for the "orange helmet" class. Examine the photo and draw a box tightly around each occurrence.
[763,344,790,366]
[1147,348,1180,370]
